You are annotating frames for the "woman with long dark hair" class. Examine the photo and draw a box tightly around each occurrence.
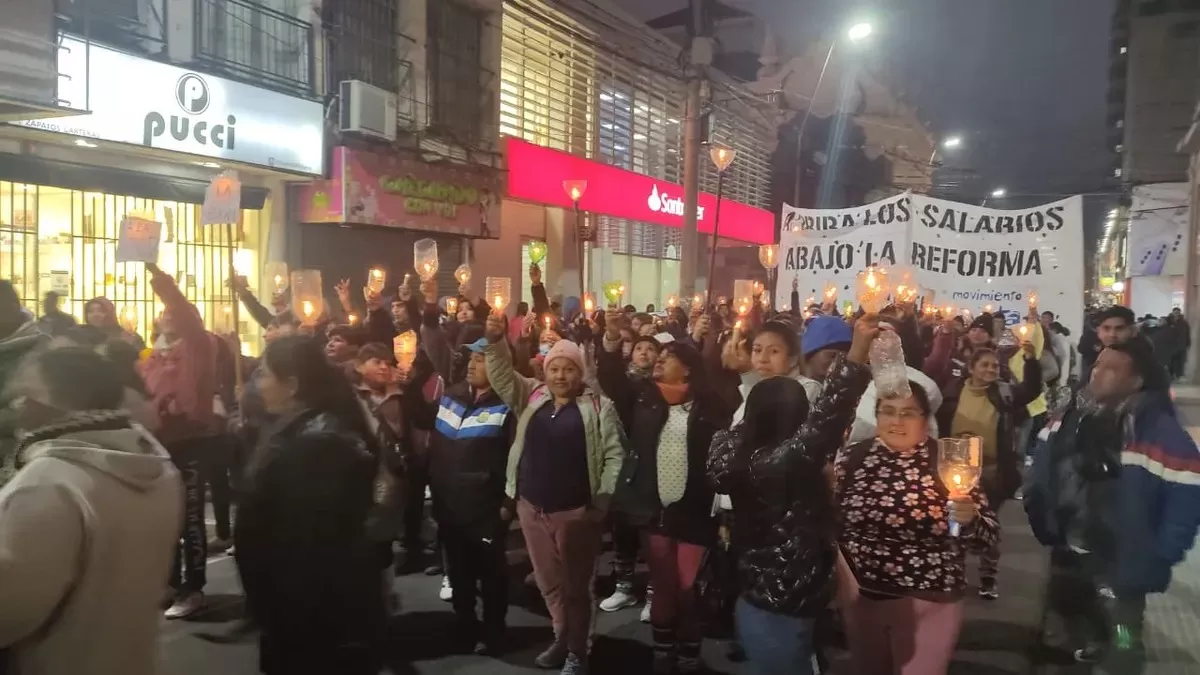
[600,339,732,673]
[707,316,878,675]
[234,335,385,675]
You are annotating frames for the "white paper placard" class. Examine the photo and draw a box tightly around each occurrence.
[115,216,163,264]
[201,171,242,226]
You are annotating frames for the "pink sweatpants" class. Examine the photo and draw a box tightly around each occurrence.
[517,500,603,656]
[842,595,964,675]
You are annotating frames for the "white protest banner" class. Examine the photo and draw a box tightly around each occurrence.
[201,171,242,225]
[115,216,163,264]
[777,192,911,309]
[910,194,1084,338]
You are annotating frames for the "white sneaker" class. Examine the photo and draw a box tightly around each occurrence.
[164,591,205,620]
[439,575,453,602]
[599,589,638,612]
[640,596,652,623]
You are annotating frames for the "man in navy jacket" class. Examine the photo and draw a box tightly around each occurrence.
[1026,337,1200,668]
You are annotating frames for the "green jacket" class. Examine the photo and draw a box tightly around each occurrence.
[484,340,624,511]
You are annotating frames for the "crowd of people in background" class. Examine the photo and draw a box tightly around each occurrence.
[0,262,1195,675]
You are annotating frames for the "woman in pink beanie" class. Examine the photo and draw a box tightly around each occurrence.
[482,313,624,675]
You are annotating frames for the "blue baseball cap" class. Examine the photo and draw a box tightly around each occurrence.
[464,337,490,353]
[802,315,853,357]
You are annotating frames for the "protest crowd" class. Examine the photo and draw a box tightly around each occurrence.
[0,251,1196,675]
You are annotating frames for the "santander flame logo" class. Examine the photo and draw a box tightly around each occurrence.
[647,185,663,212]
[646,184,704,220]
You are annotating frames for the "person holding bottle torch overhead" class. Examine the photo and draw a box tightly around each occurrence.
[835,377,999,675]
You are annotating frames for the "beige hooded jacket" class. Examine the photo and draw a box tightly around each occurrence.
[0,426,182,675]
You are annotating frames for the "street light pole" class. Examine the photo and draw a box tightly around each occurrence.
[680,0,711,303]
[706,145,737,307]
[562,180,588,298]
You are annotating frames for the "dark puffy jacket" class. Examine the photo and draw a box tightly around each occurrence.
[235,409,384,674]
[1025,390,1200,595]
[707,357,869,617]
[597,348,732,546]
[428,382,515,540]
[936,353,1042,504]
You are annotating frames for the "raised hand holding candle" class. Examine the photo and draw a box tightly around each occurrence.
[414,239,439,281]
[855,265,890,313]
[484,277,511,313]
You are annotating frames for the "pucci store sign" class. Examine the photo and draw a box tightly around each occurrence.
[504,137,772,244]
[292,146,504,237]
[14,34,324,175]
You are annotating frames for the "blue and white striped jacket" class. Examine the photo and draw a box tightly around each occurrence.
[428,382,515,538]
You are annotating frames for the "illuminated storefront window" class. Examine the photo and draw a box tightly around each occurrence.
[0,181,263,352]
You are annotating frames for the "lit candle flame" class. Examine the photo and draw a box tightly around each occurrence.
[734,319,744,331]
[371,268,383,279]
[273,274,283,287]
[984,304,993,313]
[348,312,358,324]
[824,287,836,299]
[543,316,551,328]
[1019,324,1029,337]
[584,296,594,312]
[446,298,458,314]
[493,294,503,308]
[301,300,314,317]
[692,293,702,307]
[570,187,582,201]
[667,294,678,308]
[1028,292,1038,307]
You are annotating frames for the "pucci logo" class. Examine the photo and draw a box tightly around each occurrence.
[647,185,705,220]
[142,72,237,150]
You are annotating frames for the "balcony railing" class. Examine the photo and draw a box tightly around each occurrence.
[195,0,314,97]
[56,0,168,57]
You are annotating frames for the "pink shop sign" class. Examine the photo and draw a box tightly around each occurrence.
[294,146,503,238]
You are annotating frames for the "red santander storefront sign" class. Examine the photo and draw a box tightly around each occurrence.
[505,137,773,245]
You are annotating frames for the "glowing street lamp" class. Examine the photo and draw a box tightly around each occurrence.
[847,22,873,42]
[705,145,738,307]
[563,179,590,298]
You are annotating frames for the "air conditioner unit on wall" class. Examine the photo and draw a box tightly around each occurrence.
[339,79,397,141]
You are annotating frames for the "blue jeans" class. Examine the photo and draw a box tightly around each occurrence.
[735,597,817,675]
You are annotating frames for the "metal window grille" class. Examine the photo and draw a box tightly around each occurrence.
[195,0,315,96]
[428,1,485,143]
[326,0,399,92]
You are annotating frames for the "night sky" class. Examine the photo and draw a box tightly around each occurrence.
[616,0,1116,238]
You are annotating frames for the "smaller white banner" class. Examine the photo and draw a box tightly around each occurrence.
[115,216,163,264]
[202,171,243,226]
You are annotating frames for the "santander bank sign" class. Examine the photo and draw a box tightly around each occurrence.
[648,185,705,220]
[505,137,772,245]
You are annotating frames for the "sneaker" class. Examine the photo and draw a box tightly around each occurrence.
[164,591,205,620]
[640,596,653,623]
[207,537,232,554]
[978,577,999,600]
[560,651,588,675]
[599,588,638,612]
[438,575,453,601]
[535,641,568,669]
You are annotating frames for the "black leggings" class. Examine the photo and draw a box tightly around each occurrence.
[166,437,209,592]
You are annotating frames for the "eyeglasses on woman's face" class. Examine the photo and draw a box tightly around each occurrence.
[876,406,925,421]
